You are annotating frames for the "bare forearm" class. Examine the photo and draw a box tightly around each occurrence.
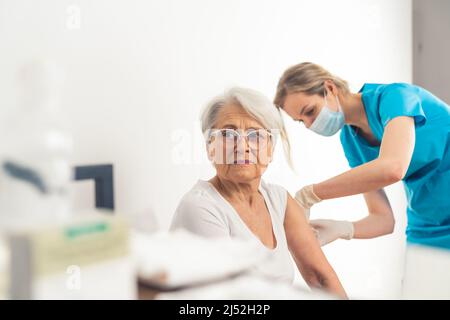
[299,261,348,299]
[313,159,400,200]
[353,213,395,239]
[292,255,347,299]
[314,273,348,299]
[314,117,415,201]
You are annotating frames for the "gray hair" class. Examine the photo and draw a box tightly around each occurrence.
[200,86,292,167]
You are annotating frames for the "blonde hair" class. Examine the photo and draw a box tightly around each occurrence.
[200,86,293,168]
[274,62,350,108]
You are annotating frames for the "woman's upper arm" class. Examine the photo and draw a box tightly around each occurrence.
[379,116,416,179]
[283,193,335,273]
[362,189,395,229]
[363,189,393,217]
[352,189,395,238]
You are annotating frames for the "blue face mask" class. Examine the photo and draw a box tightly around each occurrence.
[308,91,345,136]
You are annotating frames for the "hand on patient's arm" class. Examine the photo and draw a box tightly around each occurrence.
[310,189,395,245]
[309,219,354,246]
[295,184,321,213]
[284,194,348,299]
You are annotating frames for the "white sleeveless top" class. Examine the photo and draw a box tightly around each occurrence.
[170,179,295,283]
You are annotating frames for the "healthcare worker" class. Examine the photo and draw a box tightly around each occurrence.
[274,62,450,250]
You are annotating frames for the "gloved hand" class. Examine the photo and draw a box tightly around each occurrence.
[309,219,354,246]
[303,208,311,221]
[295,184,322,212]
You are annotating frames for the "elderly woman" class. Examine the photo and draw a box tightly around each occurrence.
[170,87,347,298]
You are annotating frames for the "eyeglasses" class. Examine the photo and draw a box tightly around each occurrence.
[207,128,276,149]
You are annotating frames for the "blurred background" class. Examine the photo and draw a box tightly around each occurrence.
[0,0,449,299]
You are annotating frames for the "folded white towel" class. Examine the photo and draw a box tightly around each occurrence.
[131,229,268,289]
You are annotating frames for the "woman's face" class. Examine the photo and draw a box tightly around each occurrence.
[282,90,339,128]
[207,103,274,183]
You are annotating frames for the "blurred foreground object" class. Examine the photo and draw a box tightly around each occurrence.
[157,274,334,300]
[7,211,134,299]
[132,230,268,290]
[0,60,73,230]
[402,244,450,299]
[132,230,335,299]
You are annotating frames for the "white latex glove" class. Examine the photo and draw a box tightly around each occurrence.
[309,219,354,246]
[303,208,311,221]
[295,184,322,211]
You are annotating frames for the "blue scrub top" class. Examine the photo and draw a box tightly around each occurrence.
[340,83,450,250]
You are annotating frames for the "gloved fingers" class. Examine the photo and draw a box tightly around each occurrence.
[318,235,333,246]
[294,197,307,211]
[294,192,305,207]
[309,219,329,229]
[303,208,310,221]
[310,226,319,238]
[294,196,311,221]
[316,231,338,246]
[310,221,341,246]
[295,184,322,209]
[310,227,328,246]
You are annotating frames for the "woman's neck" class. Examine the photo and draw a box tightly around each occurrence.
[340,92,370,131]
[210,176,261,205]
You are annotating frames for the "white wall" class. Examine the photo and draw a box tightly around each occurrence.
[0,0,412,298]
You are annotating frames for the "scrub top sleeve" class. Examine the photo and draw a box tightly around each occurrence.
[379,84,427,128]
[345,153,363,168]
[340,130,365,168]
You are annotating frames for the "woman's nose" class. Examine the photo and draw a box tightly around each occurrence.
[301,117,314,129]
[234,135,250,153]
